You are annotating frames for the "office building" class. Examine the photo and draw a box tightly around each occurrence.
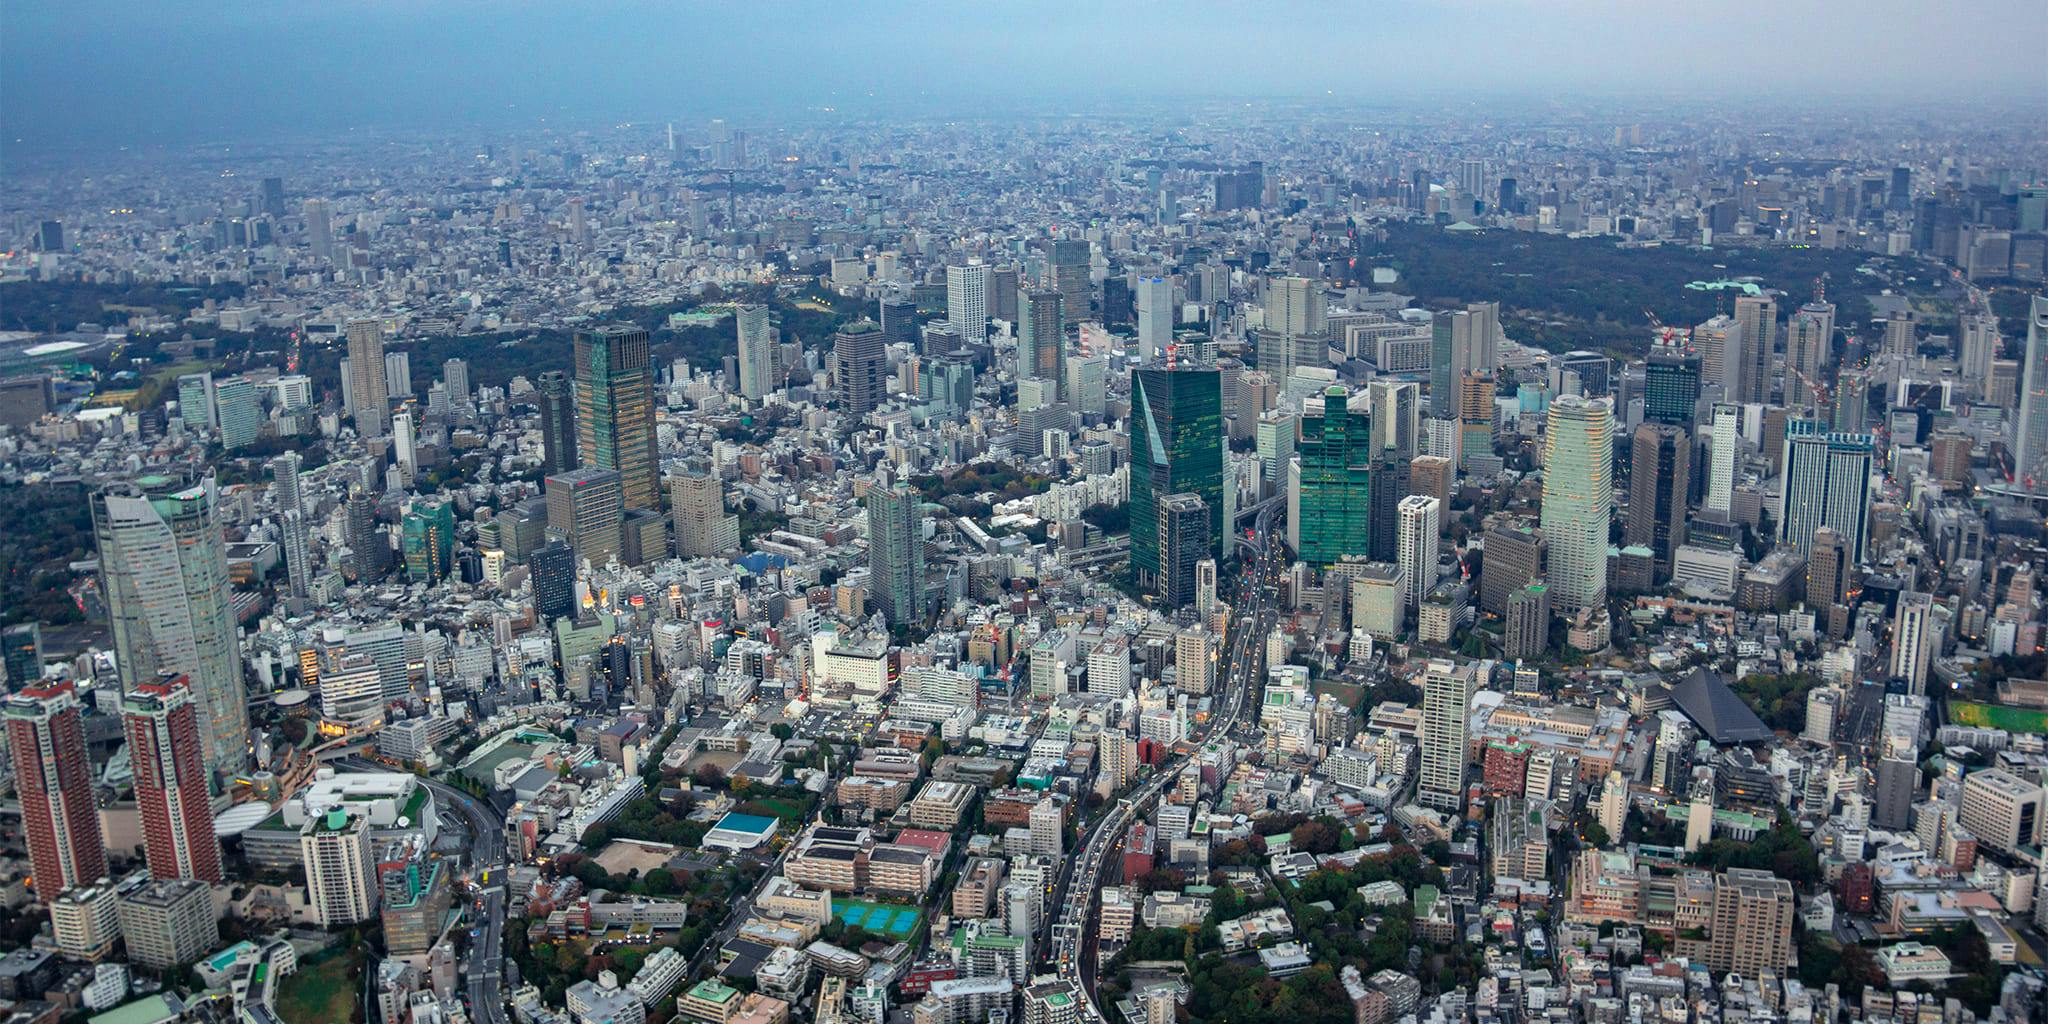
[213,375,262,450]
[2015,297,2048,496]
[93,477,248,775]
[346,319,391,438]
[4,680,107,900]
[836,320,888,417]
[1959,768,2044,856]
[381,861,450,955]
[1625,423,1692,578]
[947,262,990,344]
[116,879,218,972]
[347,488,390,580]
[176,372,217,430]
[1505,583,1550,660]
[1296,385,1373,565]
[1159,493,1212,609]
[1136,277,1173,360]
[401,498,456,582]
[536,370,579,475]
[3,622,43,688]
[1779,420,1875,564]
[1480,521,1544,617]
[1397,496,1441,614]
[1644,342,1700,426]
[671,469,740,558]
[531,543,577,621]
[574,325,659,512]
[1734,295,1777,405]
[1051,239,1091,324]
[735,303,775,400]
[1705,403,1738,514]
[1019,289,1064,386]
[1420,660,1480,811]
[547,468,624,569]
[866,477,925,627]
[301,808,378,928]
[1788,300,1834,404]
[123,675,224,883]
[1129,366,1223,595]
[318,652,385,735]
[1539,396,1614,614]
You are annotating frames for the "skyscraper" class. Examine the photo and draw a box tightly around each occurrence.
[346,319,390,439]
[865,477,925,627]
[442,357,471,408]
[1707,870,1795,978]
[536,370,579,475]
[1050,239,1091,325]
[1397,495,1442,614]
[671,468,740,558]
[1296,386,1373,565]
[303,198,333,263]
[93,477,247,776]
[1891,591,1938,695]
[213,376,262,450]
[546,468,624,569]
[280,509,313,599]
[1787,300,1834,405]
[1480,521,1545,617]
[1625,423,1692,579]
[401,498,456,582]
[1159,493,1212,609]
[2,622,44,688]
[836,320,888,417]
[1960,313,2000,395]
[301,808,377,928]
[1018,289,1065,387]
[735,303,775,400]
[347,488,390,581]
[530,542,577,621]
[1734,295,1777,406]
[1266,276,1326,345]
[1419,660,1479,811]
[1705,403,1739,514]
[1135,277,1173,361]
[946,262,990,345]
[574,325,658,512]
[5,679,107,900]
[1644,342,1701,426]
[1129,366,1223,596]
[880,296,919,351]
[1539,396,1614,615]
[1779,419,1875,564]
[2013,296,2048,495]
[123,675,224,883]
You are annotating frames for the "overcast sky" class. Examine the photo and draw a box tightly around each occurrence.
[4,0,2044,147]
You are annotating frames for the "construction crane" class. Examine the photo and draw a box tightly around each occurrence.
[1643,307,1684,348]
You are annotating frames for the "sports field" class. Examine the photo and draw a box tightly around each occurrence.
[1949,701,2048,734]
[832,897,921,937]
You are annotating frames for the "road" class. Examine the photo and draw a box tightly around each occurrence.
[337,756,511,1024]
[1049,501,1285,1018]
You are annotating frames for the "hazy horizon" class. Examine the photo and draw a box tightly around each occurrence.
[5,0,2045,150]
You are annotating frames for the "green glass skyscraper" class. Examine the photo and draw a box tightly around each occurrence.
[574,325,658,512]
[1130,366,1223,595]
[1297,385,1373,565]
[401,499,456,582]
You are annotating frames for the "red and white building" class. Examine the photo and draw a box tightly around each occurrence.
[4,679,107,900]
[124,674,224,883]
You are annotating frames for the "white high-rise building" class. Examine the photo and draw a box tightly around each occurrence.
[735,304,775,400]
[93,478,248,775]
[1136,277,1173,360]
[1396,495,1441,613]
[1960,313,2000,396]
[947,262,990,345]
[1706,403,1739,514]
[1028,798,1063,858]
[392,410,417,487]
[1891,592,1938,696]
[1419,659,1480,811]
[1539,395,1614,614]
[300,807,377,927]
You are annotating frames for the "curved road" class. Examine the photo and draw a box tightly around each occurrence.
[1049,502,1284,1018]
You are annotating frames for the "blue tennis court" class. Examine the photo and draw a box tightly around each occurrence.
[833,898,921,937]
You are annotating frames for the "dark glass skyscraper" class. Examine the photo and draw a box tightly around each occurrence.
[1644,342,1701,426]
[573,325,658,512]
[1297,386,1373,565]
[1130,366,1223,595]
[530,542,576,621]
[537,370,579,475]
[836,320,887,417]
[865,477,925,627]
